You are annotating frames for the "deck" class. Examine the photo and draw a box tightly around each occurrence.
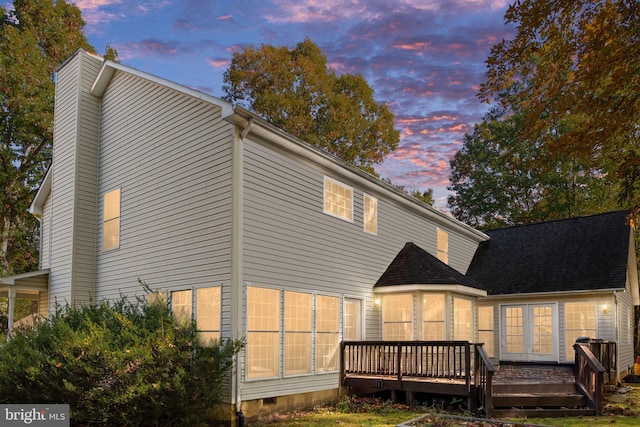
[341,340,616,417]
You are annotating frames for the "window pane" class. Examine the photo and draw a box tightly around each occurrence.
[247,332,279,379]
[284,332,311,375]
[104,188,120,220]
[196,287,221,343]
[284,292,311,332]
[248,287,279,331]
[317,295,339,333]
[171,290,192,322]
[316,333,339,372]
[103,218,120,250]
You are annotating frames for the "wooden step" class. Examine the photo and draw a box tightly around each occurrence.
[491,407,595,418]
[493,382,577,394]
[493,392,588,408]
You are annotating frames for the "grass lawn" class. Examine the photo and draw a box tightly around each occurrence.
[252,385,640,427]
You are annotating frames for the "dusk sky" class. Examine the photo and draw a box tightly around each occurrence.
[72,0,515,209]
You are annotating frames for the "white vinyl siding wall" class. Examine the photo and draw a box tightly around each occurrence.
[238,136,483,400]
[94,71,234,334]
[49,52,103,309]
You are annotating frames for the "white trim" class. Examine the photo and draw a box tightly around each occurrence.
[375,283,487,297]
[483,288,626,301]
[29,169,52,215]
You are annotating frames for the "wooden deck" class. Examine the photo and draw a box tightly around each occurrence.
[341,340,616,417]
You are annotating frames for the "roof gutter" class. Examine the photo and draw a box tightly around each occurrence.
[483,287,627,300]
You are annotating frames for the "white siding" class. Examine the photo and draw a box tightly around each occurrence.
[94,71,234,307]
[49,52,103,310]
[238,136,482,399]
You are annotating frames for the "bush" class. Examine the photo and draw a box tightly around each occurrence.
[0,294,244,426]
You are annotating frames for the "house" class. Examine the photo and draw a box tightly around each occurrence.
[467,211,639,368]
[1,49,638,423]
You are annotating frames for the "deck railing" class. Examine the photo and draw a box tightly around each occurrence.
[574,342,606,415]
[341,340,472,384]
[473,344,495,417]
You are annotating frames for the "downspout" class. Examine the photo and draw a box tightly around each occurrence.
[232,122,246,427]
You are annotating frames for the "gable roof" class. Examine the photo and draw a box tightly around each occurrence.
[374,242,485,291]
[466,210,633,296]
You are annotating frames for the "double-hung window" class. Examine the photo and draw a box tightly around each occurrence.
[103,188,121,250]
[437,228,448,264]
[316,295,339,372]
[247,287,280,379]
[363,194,378,234]
[324,177,353,222]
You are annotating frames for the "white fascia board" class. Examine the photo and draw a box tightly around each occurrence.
[223,106,489,243]
[89,59,234,118]
[482,288,627,302]
[374,284,487,297]
[29,168,52,215]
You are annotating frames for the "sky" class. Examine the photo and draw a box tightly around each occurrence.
[71,0,514,209]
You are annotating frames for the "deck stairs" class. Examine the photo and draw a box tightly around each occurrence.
[489,364,595,418]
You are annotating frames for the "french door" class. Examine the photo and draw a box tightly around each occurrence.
[500,303,558,362]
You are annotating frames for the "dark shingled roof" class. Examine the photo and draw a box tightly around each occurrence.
[374,242,485,290]
[466,210,632,296]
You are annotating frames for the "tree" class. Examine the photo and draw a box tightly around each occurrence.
[223,38,399,175]
[479,0,640,210]
[0,293,244,425]
[0,0,95,275]
[448,107,617,228]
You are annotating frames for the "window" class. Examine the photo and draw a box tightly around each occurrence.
[383,293,413,340]
[171,287,221,344]
[437,228,448,264]
[284,291,312,376]
[363,194,377,234]
[103,188,121,250]
[324,177,353,222]
[478,306,495,357]
[453,297,473,341]
[343,298,362,341]
[565,302,596,360]
[247,286,280,379]
[196,287,221,344]
[316,295,339,372]
[423,293,445,340]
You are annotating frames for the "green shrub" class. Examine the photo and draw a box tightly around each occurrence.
[0,294,244,426]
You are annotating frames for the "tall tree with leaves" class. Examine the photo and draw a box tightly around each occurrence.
[448,107,617,228]
[223,38,399,175]
[479,0,640,211]
[0,0,95,275]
